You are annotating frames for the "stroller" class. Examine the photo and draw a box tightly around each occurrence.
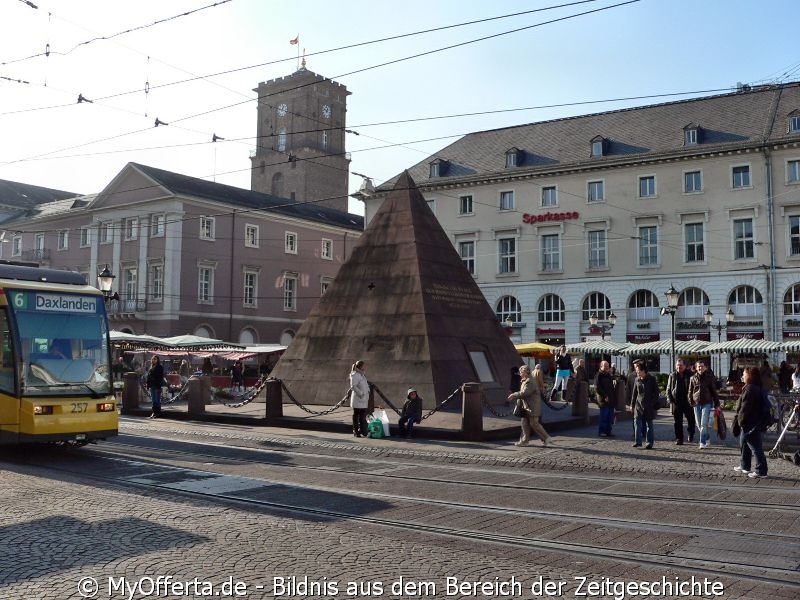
[768,396,800,465]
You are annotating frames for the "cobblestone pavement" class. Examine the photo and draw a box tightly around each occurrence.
[0,414,798,600]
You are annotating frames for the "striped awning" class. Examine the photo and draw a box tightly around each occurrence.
[704,338,784,354]
[566,340,630,354]
[620,339,711,356]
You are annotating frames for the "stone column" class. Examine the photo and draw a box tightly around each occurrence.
[572,380,589,421]
[461,382,483,441]
[264,378,284,420]
[187,376,209,414]
[121,372,140,414]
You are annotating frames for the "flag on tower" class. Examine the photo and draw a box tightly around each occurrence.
[289,35,299,45]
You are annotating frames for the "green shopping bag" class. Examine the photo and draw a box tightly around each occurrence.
[367,419,384,439]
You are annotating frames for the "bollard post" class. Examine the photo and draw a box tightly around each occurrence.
[615,377,628,411]
[187,377,209,414]
[572,381,589,422]
[264,378,284,420]
[461,382,483,441]
[122,372,140,414]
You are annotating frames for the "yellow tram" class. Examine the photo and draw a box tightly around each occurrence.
[0,263,117,445]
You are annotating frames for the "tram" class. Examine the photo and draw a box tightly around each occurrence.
[0,263,117,445]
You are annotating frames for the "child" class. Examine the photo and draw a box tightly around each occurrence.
[399,388,423,438]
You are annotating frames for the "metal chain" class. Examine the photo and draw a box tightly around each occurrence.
[213,376,270,408]
[279,379,352,415]
[481,392,516,418]
[420,386,462,420]
[371,384,402,415]
[542,383,570,411]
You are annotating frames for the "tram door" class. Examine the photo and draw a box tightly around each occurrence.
[0,308,18,427]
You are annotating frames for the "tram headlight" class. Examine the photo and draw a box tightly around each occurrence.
[96,402,116,412]
[33,405,53,415]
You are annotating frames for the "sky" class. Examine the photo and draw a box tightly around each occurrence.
[0,0,797,215]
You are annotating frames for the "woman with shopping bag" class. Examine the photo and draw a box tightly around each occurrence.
[508,365,552,447]
[349,360,370,438]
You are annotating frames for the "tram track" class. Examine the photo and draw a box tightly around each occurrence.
[5,446,800,590]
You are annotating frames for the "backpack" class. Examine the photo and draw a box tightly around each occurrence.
[759,388,778,431]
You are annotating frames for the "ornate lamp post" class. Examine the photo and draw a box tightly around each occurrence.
[97,264,120,302]
[589,311,617,340]
[704,307,734,375]
[662,285,680,369]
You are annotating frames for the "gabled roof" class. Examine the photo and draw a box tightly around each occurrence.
[378,82,800,190]
[130,163,363,231]
[0,179,81,209]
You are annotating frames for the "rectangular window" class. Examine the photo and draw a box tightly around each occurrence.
[34,233,44,251]
[243,271,258,308]
[639,175,656,198]
[791,116,800,133]
[790,216,800,256]
[123,267,137,300]
[541,234,560,271]
[149,264,163,301]
[788,160,800,183]
[283,275,297,310]
[151,214,165,237]
[591,140,603,157]
[429,163,439,178]
[198,267,214,303]
[12,235,21,256]
[321,238,333,260]
[245,224,259,248]
[684,129,698,145]
[498,237,516,274]
[685,223,705,262]
[57,230,68,250]
[588,230,607,268]
[80,227,90,247]
[684,171,702,193]
[587,180,604,203]
[734,218,754,259]
[321,277,332,296]
[285,232,297,254]
[200,216,215,240]
[638,226,658,266]
[99,221,112,244]
[505,152,517,168]
[459,195,473,215]
[499,191,514,211]
[124,217,138,241]
[541,186,557,207]
[459,241,475,275]
[732,165,751,188]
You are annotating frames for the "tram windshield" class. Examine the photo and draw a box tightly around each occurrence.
[9,290,110,397]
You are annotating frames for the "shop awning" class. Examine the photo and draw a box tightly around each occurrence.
[704,338,784,354]
[565,340,630,354]
[620,339,711,356]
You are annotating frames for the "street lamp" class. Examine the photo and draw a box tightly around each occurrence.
[589,311,617,340]
[97,264,120,302]
[662,284,680,369]
[704,307,735,375]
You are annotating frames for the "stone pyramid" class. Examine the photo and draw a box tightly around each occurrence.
[270,171,522,408]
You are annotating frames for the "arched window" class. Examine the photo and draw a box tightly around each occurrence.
[582,292,611,321]
[495,296,522,323]
[728,285,763,317]
[678,287,709,319]
[239,327,257,345]
[271,172,284,197]
[784,284,800,315]
[628,289,659,320]
[195,325,214,338]
[277,128,287,152]
[538,294,565,322]
[279,329,295,346]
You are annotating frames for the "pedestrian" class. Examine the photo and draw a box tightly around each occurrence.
[759,359,774,390]
[778,360,792,394]
[179,359,191,383]
[687,360,720,448]
[733,367,768,478]
[201,357,214,376]
[792,363,800,391]
[628,359,658,449]
[146,355,165,419]
[398,388,423,438]
[549,345,574,403]
[349,360,370,438]
[509,364,552,447]
[594,360,615,437]
[667,358,696,445]
[230,360,243,392]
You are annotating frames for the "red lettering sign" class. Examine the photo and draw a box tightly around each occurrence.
[522,211,580,224]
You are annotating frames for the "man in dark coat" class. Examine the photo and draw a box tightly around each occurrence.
[628,360,659,449]
[667,358,695,445]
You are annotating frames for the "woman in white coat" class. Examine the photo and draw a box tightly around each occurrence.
[349,360,370,437]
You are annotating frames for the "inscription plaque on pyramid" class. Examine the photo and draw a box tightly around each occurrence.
[270,172,522,408]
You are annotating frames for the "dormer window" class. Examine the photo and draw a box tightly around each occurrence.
[790,112,800,134]
[683,123,701,145]
[429,158,448,178]
[590,136,606,157]
[505,147,522,168]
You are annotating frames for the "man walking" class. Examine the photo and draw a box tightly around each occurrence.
[688,360,719,449]
[595,360,615,437]
[667,359,696,445]
[628,359,659,449]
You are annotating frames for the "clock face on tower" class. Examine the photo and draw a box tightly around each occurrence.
[277,103,288,117]
[322,104,331,119]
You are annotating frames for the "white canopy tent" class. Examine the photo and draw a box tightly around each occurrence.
[619,339,711,356]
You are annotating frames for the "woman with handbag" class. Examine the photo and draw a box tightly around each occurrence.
[733,367,768,478]
[508,365,552,447]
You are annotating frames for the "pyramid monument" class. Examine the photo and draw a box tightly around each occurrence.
[269,172,523,408]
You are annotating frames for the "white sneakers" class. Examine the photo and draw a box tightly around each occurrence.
[699,442,710,449]
[748,472,767,479]
[514,440,529,447]
[543,437,554,447]
[733,466,750,475]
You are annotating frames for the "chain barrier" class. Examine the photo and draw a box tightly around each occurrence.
[420,386,462,421]
[542,383,570,411]
[371,384,402,415]
[212,376,270,408]
[279,379,352,416]
[481,392,516,418]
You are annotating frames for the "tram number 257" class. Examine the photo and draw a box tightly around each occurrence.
[71,403,88,413]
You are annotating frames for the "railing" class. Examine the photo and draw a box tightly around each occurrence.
[21,248,50,261]
[107,298,147,314]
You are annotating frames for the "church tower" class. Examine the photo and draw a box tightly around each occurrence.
[250,66,350,212]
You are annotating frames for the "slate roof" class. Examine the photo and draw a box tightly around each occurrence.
[379,82,800,190]
[131,163,363,231]
[0,179,81,209]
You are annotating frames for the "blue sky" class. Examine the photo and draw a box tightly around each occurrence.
[0,0,795,214]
